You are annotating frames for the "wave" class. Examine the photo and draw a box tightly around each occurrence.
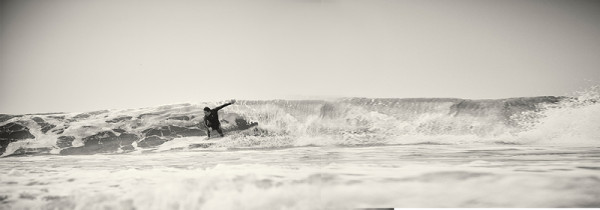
[1,90,599,156]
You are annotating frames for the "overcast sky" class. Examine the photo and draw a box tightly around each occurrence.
[1,0,599,114]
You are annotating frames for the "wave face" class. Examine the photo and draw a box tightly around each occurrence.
[1,94,599,156]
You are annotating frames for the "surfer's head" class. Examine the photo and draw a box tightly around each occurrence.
[203,107,211,115]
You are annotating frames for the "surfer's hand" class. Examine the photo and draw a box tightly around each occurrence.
[231,99,236,104]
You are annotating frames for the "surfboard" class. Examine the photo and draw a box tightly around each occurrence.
[189,138,221,149]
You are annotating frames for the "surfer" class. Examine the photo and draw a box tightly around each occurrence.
[203,100,236,139]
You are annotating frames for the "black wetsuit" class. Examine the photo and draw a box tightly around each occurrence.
[203,102,233,137]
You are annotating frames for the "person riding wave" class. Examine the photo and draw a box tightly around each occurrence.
[203,100,236,139]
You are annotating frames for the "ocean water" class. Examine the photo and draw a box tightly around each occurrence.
[1,91,600,209]
[1,144,600,209]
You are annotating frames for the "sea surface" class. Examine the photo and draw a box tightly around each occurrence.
[1,93,599,209]
[1,144,600,209]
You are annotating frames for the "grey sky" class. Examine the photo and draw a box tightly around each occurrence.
[1,0,599,114]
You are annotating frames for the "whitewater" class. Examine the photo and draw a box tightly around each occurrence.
[1,91,600,209]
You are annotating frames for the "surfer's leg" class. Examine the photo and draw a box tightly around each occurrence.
[216,126,224,137]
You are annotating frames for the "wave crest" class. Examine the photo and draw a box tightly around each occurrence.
[1,90,598,156]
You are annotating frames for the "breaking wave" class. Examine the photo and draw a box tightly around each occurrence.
[1,89,599,156]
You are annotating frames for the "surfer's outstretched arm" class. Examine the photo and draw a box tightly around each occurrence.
[213,100,236,111]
